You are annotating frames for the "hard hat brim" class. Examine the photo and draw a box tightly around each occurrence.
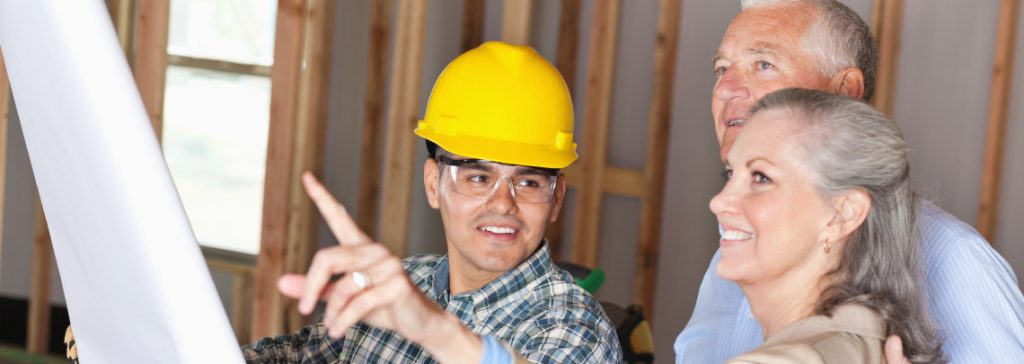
[415,126,577,170]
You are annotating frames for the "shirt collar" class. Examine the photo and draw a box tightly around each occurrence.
[431,241,553,309]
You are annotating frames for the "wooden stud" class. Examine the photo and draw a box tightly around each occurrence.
[547,0,581,260]
[571,0,619,268]
[0,49,9,283]
[977,0,1020,242]
[356,0,393,234]
[252,0,308,339]
[108,0,136,63]
[231,271,255,344]
[501,0,533,45]
[634,0,682,321]
[284,0,335,333]
[379,0,427,257]
[27,199,52,354]
[555,0,581,93]
[870,0,903,116]
[204,250,258,342]
[133,0,170,138]
[461,0,485,52]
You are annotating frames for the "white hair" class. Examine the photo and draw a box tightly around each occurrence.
[739,0,878,101]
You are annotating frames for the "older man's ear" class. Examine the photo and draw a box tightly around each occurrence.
[830,67,866,100]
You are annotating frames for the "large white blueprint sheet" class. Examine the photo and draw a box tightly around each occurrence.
[0,0,244,362]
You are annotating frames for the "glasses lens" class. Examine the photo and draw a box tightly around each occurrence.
[447,164,555,203]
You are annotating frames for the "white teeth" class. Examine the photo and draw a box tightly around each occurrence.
[721,229,755,241]
[727,119,746,127]
[481,226,516,234]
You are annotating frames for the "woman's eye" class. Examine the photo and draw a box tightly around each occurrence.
[722,169,733,181]
[753,172,771,184]
[756,61,774,71]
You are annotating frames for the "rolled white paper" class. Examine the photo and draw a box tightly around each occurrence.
[0,0,244,362]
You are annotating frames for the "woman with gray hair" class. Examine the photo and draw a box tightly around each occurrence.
[713,88,944,363]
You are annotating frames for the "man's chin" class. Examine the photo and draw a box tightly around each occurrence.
[471,251,523,273]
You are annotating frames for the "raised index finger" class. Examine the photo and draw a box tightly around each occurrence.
[301,171,370,246]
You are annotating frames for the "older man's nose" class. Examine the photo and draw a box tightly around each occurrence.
[714,68,751,101]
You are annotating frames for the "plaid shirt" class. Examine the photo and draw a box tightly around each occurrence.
[242,243,621,363]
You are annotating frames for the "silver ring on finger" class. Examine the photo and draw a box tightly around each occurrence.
[352,270,372,290]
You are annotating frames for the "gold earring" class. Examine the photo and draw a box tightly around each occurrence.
[823,238,832,254]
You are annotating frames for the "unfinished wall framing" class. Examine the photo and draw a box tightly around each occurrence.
[253,0,335,338]
[976,0,1020,243]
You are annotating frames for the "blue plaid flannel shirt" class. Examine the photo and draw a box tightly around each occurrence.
[242,243,622,363]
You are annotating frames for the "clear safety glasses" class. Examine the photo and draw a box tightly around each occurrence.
[436,155,558,203]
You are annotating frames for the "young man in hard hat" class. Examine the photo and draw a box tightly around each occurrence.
[242,41,622,363]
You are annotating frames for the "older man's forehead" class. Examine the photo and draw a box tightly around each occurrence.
[713,40,797,65]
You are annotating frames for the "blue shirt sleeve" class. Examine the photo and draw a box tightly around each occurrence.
[481,335,514,364]
[916,201,1024,362]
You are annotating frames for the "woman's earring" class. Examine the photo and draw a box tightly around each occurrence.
[823,238,832,254]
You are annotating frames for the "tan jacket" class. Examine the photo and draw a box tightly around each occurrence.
[727,304,886,364]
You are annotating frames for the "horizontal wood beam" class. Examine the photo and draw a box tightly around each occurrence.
[167,54,273,77]
[563,165,645,198]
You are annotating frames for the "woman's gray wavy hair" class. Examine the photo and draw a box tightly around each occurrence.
[750,88,945,363]
[741,0,878,101]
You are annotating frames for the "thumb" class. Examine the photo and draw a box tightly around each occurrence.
[884,335,911,364]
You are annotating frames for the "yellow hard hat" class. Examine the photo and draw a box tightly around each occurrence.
[415,41,577,169]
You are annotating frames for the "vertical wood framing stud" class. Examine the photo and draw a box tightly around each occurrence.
[570,0,620,268]
[379,0,427,257]
[356,0,393,234]
[634,0,682,322]
[133,0,170,137]
[977,0,1020,242]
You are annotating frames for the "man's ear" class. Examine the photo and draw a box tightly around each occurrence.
[825,188,871,243]
[829,67,865,100]
[549,174,567,223]
[424,158,441,209]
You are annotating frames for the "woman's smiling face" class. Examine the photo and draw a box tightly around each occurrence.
[709,108,836,287]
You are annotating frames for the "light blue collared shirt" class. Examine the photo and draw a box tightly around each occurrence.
[481,335,514,364]
[675,200,1024,363]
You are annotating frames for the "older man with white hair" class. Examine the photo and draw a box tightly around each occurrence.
[675,0,1024,362]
